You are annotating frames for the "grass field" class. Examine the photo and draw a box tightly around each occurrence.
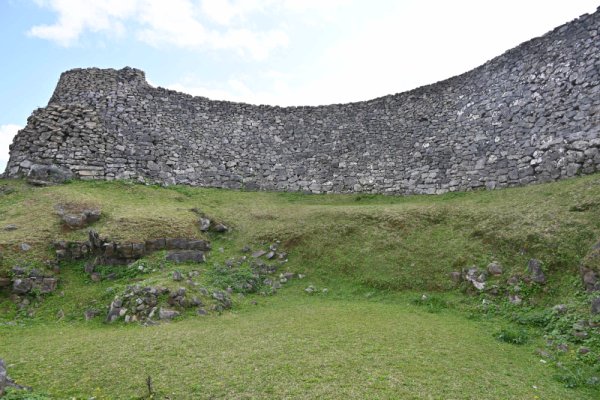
[0,175,599,398]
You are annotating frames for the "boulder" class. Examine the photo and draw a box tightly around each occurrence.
[527,259,546,284]
[252,250,267,258]
[580,240,600,291]
[12,278,32,294]
[212,223,229,233]
[26,164,73,185]
[591,297,600,315]
[158,307,180,320]
[463,267,486,290]
[449,271,462,283]
[84,309,100,321]
[199,217,211,232]
[487,262,503,276]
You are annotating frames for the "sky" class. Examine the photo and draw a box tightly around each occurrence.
[0,0,598,172]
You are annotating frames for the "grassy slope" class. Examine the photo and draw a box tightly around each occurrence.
[0,175,599,398]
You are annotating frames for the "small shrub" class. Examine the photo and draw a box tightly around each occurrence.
[412,294,449,313]
[494,327,529,345]
[2,388,52,400]
[207,264,261,294]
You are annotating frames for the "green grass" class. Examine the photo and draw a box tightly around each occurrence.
[0,175,600,398]
[0,293,596,399]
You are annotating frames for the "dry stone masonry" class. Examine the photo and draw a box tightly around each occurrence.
[5,8,600,194]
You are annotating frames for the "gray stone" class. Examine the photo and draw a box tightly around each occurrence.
[591,297,600,315]
[159,307,180,320]
[252,250,267,258]
[553,304,568,314]
[12,279,32,294]
[84,309,100,321]
[463,267,486,290]
[449,271,462,283]
[172,270,183,281]
[199,218,211,231]
[62,214,87,229]
[508,294,522,305]
[26,164,73,185]
[19,243,31,252]
[3,224,17,231]
[487,262,503,276]
[212,223,229,233]
[527,259,546,284]
[166,250,206,263]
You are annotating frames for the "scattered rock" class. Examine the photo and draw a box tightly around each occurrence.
[508,294,522,305]
[487,262,503,276]
[12,278,32,294]
[527,259,546,284]
[199,217,211,232]
[252,250,267,258]
[241,245,251,253]
[305,285,316,294]
[0,358,29,396]
[463,267,486,291]
[579,347,591,355]
[553,304,568,314]
[61,214,86,229]
[591,297,600,315]
[26,163,73,185]
[19,243,31,252]
[84,309,100,321]
[580,240,600,291]
[90,272,101,282]
[159,308,180,320]
[212,223,228,233]
[556,343,569,352]
[266,251,275,260]
[106,299,123,323]
[56,309,65,320]
[3,224,17,231]
[197,308,208,316]
[172,270,183,281]
[449,271,462,283]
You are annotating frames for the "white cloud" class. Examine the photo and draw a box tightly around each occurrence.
[0,124,22,173]
[28,0,137,46]
[167,0,600,106]
[28,0,298,59]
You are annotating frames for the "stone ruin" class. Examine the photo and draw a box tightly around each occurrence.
[4,8,600,194]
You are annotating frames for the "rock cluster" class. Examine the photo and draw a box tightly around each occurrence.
[0,266,58,297]
[5,9,600,194]
[451,259,547,301]
[54,230,211,267]
[55,203,101,229]
[101,241,295,324]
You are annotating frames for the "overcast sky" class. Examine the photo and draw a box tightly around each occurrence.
[1,0,598,171]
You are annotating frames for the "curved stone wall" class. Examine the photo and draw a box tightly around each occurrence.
[5,8,600,194]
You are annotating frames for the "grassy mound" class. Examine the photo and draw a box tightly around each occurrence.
[0,175,599,398]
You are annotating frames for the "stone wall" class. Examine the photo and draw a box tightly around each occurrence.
[5,8,600,194]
